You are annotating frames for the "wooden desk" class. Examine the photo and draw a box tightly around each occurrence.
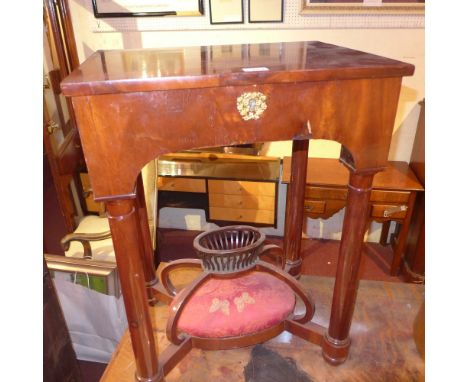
[282,158,424,275]
[157,152,281,227]
[62,41,414,380]
[101,268,425,382]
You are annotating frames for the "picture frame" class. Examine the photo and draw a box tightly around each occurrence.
[301,0,425,15]
[45,254,121,297]
[249,0,284,23]
[209,0,244,25]
[92,0,204,18]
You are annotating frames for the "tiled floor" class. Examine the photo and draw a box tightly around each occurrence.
[79,228,404,381]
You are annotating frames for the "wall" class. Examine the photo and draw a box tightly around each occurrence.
[68,0,424,241]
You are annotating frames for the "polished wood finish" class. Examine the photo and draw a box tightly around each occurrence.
[322,172,375,364]
[101,271,424,382]
[282,158,424,276]
[283,139,309,277]
[62,41,413,379]
[106,199,159,381]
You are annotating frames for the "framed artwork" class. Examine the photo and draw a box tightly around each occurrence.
[92,0,204,18]
[301,0,425,14]
[45,254,121,297]
[249,0,284,23]
[209,0,244,24]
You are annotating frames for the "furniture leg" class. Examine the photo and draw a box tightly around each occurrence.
[390,191,417,275]
[379,221,391,246]
[106,198,161,382]
[322,171,375,365]
[135,174,158,304]
[283,139,309,278]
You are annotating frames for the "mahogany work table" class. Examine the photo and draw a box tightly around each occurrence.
[282,158,424,275]
[61,41,414,381]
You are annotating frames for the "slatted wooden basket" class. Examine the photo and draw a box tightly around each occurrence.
[193,225,266,274]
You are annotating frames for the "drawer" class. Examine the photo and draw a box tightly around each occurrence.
[305,186,347,201]
[157,177,206,193]
[371,204,408,219]
[209,193,275,211]
[209,207,274,224]
[370,190,410,204]
[208,180,275,196]
[304,200,326,214]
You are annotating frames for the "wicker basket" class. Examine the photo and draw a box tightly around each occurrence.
[193,225,265,274]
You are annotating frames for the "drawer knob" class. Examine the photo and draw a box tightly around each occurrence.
[237,92,267,121]
[383,205,407,217]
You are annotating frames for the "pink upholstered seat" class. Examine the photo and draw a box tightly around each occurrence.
[170,272,296,338]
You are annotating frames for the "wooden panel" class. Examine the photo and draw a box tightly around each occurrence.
[209,206,274,224]
[209,193,275,211]
[208,180,275,196]
[157,177,206,193]
[282,158,424,192]
[305,186,347,201]
[371,204,407,219]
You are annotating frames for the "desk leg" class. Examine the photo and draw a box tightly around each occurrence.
[284,139,309,278]
[390,191,417,275]
[136,173,158,304]
[107,198,161,382]
[322,171,374,365]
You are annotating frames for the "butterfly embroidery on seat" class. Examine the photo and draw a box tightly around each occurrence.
[209,298,230,316]
[234,292,255,313]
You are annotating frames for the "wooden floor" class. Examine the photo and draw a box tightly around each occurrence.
[101,266,424,382]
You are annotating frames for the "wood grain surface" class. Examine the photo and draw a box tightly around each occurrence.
[101,266,424,382]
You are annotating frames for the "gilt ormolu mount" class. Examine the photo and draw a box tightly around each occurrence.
[61,41,414,381]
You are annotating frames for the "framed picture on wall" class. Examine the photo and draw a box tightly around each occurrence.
[301,0,425,15]
[249,0,284,23]
[92,0,204,18]
[209,0,244,24]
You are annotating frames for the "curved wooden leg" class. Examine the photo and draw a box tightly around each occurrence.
[166,272,213,345]
[160,259,203,297]
[322,171,376,365]
[106,198,160,382]
[256,260,314,324]
[284,139,309,278]
[135,173,158,305]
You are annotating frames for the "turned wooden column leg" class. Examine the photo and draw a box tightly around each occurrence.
[106,199,161,382]
[135,174,158,304]
[283,139,309,278]
[322,171,375,365]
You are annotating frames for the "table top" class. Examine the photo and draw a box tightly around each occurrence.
[61,41,414,96]
[101,266,424,381]
[282,158,424,191]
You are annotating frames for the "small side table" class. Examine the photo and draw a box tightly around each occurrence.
[282,158,424,275]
